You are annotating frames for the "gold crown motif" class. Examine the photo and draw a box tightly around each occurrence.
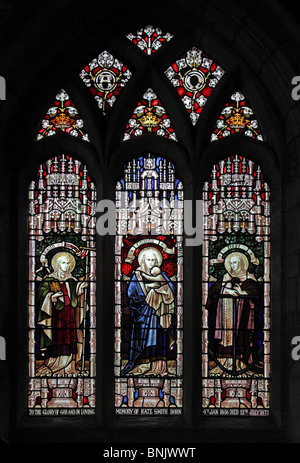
[138,111,161,131]
[52,113,75,129]
[226,113,247,131]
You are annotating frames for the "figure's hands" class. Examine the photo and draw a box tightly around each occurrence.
[232,283,247,295]
[224,288,239,297]
[147,282,161,289]
[51,291,63,301]
[80,282,89,289]
[77,281,89,296]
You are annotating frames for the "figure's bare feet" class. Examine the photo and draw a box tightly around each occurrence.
[36,365,52,376]
[130,364,150,375]
[144,369,157,376]
[65,368,78,375]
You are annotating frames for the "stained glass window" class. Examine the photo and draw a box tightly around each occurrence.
[115,154,184,415]
[79,51,132,114]
[123,88,177,141]
[165,47,225,125]
[211,91,264,141]
[202,155,270,416]
[36,89,90,141]
[126,25,173,55]
[28,154,96,416]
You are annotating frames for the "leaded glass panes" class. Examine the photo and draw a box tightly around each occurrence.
[28,155,96,415]
[165,47,225,125]
[123,88,177,141]
[79,51,132,114]
[36,89,90,141]
[115,154,183,415]
[126,25,173,55]
[211,91,264,141]
[202,155,270,416]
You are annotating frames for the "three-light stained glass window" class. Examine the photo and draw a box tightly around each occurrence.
[27,24,274,421]
[114,154,184,415]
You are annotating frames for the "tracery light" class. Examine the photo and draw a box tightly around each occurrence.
[202,155,270,417]
[126,25,173,55]
[28,154,96,415]
[79,50,132,115]
[123,88,177,141]
[36,89,90,141]
[114,154,184,415]
[211,91,264,141]
[165,47,225,125]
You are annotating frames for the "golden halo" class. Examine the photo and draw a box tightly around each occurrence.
[224,251,249,275]
[51,251,76,272]
[137,246,163,267]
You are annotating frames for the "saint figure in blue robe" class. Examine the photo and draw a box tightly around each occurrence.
[120,247,176,377]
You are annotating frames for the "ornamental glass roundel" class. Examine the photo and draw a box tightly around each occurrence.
[184,70,205,92]
[95,70,117,92]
